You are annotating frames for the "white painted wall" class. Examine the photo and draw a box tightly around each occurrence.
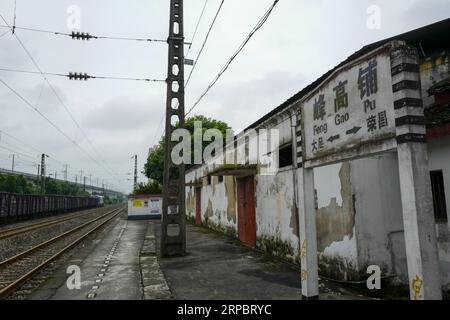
[127,195,162,217]
[351,153,407,281]
[256,167,299,257]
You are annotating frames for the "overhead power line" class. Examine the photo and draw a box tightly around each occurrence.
[185,0,225,88]
[0,129,120,187]
[0,25,195,45]
[0,13,125,181]
[151,0,223,146]
[185,0,209,58]
[186,0,280,116]
[0,77,118,183]
[0,29,9,38]
[0,67,165,82]
[0,24,166,43]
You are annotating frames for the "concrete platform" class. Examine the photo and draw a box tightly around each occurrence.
[29,217,368,300]
[154,223,369,300]
[29,217,148,300]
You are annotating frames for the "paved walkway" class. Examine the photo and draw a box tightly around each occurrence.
[155,223,367,300]
[30,217,147,300]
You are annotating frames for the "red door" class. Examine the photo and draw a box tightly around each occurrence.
[195,188,202,225]
[237,177,256,247]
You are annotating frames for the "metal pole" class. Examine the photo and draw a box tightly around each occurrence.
[40,154,46,194]
[134,155,138,189]
[11,154,15,172]
[161,0,186,257]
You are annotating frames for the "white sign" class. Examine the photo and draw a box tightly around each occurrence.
[303,51,395,162]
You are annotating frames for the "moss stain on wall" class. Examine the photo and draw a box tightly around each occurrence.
[186,188,195,215]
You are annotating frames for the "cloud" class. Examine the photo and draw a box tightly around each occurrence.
[82,96,162,131]
[187,70,307,132]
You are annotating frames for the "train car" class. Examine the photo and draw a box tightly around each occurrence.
[91,195,104,207]
[0,192,100,225]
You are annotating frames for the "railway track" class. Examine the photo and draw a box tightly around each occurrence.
[0,206,117,241]
[0,206,124,299]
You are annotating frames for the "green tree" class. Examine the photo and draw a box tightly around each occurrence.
[43,177,89,196]
[0,174,38,194]
[132,181,162,195]
[144,115,232,185]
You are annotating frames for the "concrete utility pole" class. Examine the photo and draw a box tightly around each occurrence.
[40,154,46,194]
[134,155,138,189]
[391,44,442,300]
[83,176,86,192]
[161,0,186,257]
[11,154,15,172]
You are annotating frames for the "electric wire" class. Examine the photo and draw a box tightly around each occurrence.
[0,13,124,182]
[0,67,164,82]
[185,0,209,58]
[186,0,280,116]
[151,0,224,146]
[0,24,167,43]
[0,77,118,188]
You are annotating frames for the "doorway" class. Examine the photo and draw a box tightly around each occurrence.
[237,176,256,247]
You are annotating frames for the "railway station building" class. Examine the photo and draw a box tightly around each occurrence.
[184,18,450,295]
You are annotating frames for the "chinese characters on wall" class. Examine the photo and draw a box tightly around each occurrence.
[303,53,395,161]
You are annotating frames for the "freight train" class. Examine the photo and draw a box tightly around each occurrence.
[0,192,103,224]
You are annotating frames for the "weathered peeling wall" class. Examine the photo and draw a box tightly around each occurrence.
[420,51,450,107]
[428,135,450,289]
[350,153,408,283]
[255,168,300,262]
[185,166,237,236]
[185,168,201,220]
[314,162,359,280]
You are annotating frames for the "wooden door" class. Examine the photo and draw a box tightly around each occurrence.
[195,188,202,225]
[237,176,256,247]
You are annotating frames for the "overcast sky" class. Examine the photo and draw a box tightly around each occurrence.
[0,0,449,193]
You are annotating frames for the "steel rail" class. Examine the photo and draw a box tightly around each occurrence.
[0,207,124,299]
[0,206,117,241]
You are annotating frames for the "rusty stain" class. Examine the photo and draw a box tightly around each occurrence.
[301,270,308,282]
[289,203,299,237]
[411,275,424,300]
[300,240,307,260]
[212,176,217,196]
[205,198,214,219]
[186,188,195,213]
[316,162,355,253]
[225,176,237,223]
